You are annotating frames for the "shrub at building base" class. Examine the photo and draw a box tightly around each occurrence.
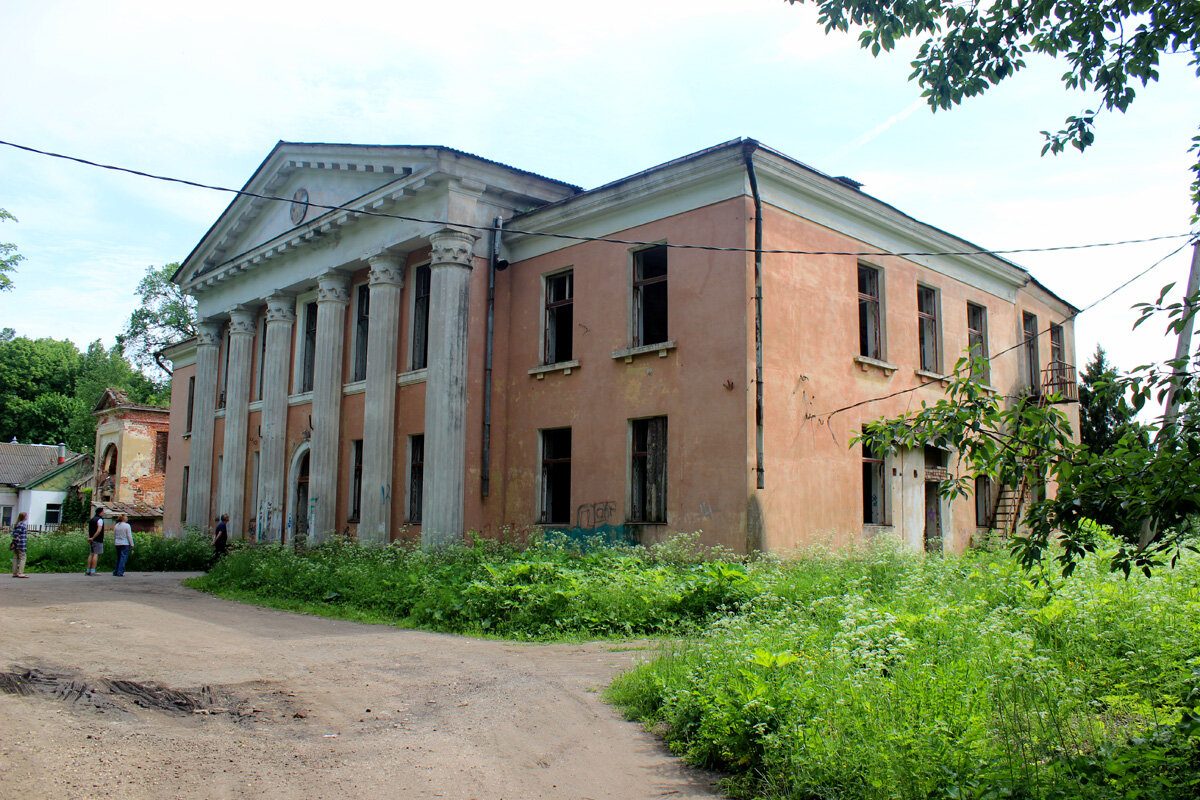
[1,529,210,573]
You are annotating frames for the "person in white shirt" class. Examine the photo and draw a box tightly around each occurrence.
[112,514,134,577]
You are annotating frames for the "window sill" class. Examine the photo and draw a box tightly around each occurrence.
[287,392,313,407]
[914,368,951,388]
[969,379,998,395]
[398,369,427,387]
[529,360,581,379]
[214,409,226,418]
[612,340,677,362]
[853,355,898,376]
[343,380,366,396]
[181,432,191,440]
[248,399,263,412]
[625,519,667,526]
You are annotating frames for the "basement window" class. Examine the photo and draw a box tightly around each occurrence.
[539,428,572,525]
[633,246,668,347]
[630,416,667,524]
[544,270,574,365]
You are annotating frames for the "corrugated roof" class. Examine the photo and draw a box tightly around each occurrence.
[0,442,82,487]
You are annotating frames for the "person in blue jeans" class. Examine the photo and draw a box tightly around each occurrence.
[112,514,134,576]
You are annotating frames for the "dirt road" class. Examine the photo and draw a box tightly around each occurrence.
[0,573,721,799]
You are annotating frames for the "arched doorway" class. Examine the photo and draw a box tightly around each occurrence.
[286,443,312,548]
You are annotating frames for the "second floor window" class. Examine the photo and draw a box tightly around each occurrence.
[411,265,431,370]
[544,271,573,364]
[967,302,989,382]
[1022,312,1039,391]
[185,375,195,433]
[858,264,883,360]
[300,301,318,393]
[633,245,668,347]
[917,285,940,372]
[353,285,370,382]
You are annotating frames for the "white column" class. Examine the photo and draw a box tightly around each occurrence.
[218,305,256,540]
[186,320,222,531]
[422,228,478,548]
[259,293,296,543]
[309,271,350,543]
[359,253,406,545]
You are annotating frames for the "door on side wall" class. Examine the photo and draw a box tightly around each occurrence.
[923,446,946,552]
[293,452,310,547]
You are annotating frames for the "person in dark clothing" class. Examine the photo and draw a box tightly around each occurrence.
[85,507,105,575]
[10,511,29,578]
[209,513,229,569]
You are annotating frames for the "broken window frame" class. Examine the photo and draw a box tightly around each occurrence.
[543,270,574,365]
[862,434,888,525]
[411,264,432,371]
[629,416,668,524]
[858,263,884,360]
[632,245,668,348]
[1022,312,1040,393]
[300,301,318,393]
[407,434,425,523]
[966,302,989,383]
[538,427,572,525]
[917,284,941,373]
[348,439,363,522]
[352,284,369,382]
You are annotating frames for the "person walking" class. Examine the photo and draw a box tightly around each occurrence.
[85,507,105,575]
[112,514,134,576]
[209,513,229,570]
[10,511,29,578]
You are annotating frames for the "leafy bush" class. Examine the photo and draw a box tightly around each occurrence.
[3,528,210,572]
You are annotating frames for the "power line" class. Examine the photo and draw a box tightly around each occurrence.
[818,236,1199,421]
[2,138,1196,259]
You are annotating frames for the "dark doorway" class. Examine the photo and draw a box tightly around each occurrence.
[293,452,310,546]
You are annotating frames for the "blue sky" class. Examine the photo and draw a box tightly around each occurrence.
[1,0,1197,380]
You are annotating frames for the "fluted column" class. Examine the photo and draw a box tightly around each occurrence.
[186,320,222,531]
[309,271,350,543]
[218,306,256,540]
[259,293,296,543]
[360,253,406,545]
[422,228,478,548]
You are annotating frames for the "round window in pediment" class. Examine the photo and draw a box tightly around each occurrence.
[290,187,309,225]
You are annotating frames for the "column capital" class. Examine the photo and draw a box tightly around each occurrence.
[196,319,223,347]
[228,305,258,335]
[316,271,351,304]
[368,252,407,286]
[429,228,478,269]
[265,293,296,322]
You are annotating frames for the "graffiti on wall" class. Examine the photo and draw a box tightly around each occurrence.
[576,501,617,529]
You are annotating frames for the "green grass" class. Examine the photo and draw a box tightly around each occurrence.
[188,531,1200,798]
[3,527,210,573]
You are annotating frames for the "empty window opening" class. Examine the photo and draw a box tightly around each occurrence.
[44,503,62,526]
[974,475,992,527]
[862,436,887,525]
[218,328,230,409]
[0,506,11,527]
[353,285,369,382]
[181,466,189,523]
[544,271,574,364]
[630,416,667,523]
[185,376,195,433]
[858,264,883,359]
[967,302,989,382]
[349,439,363,522]
[917,285,940,372]
[1022,312,1040,391]
[408,434,425,523]
[411,265,431,370]
[300,301,318,393]
[153,430,168,473]
[633,246,668,347]
[256,317,266,401]
[539,428,572,525]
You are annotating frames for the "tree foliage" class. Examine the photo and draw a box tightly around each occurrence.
[116,262,197,376]
[0,208,23,292]
[0,332,166,454]
[1078,345,1142,453]
[788,0,1200,212]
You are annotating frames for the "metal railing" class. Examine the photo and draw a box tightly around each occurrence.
[1041,361,1077,402]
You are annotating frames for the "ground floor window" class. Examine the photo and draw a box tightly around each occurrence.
[408,435,424,523]
[630,416,667,524]
[181,466,189,524]
[862,436,888,525]
[349,440,363,522]
[44,503,62,526]
[1,506,12,527]
[974,476,992,527]
[539,428,572,525]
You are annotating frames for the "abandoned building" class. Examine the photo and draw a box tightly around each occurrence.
[93,388,170,532]
[0,441,91,531]
[162,138,1078,553]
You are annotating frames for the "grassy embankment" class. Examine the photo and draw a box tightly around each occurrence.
[2,527,210,573]
[182,533,1200,798]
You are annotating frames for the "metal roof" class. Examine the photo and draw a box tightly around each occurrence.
[0,442,84,487]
